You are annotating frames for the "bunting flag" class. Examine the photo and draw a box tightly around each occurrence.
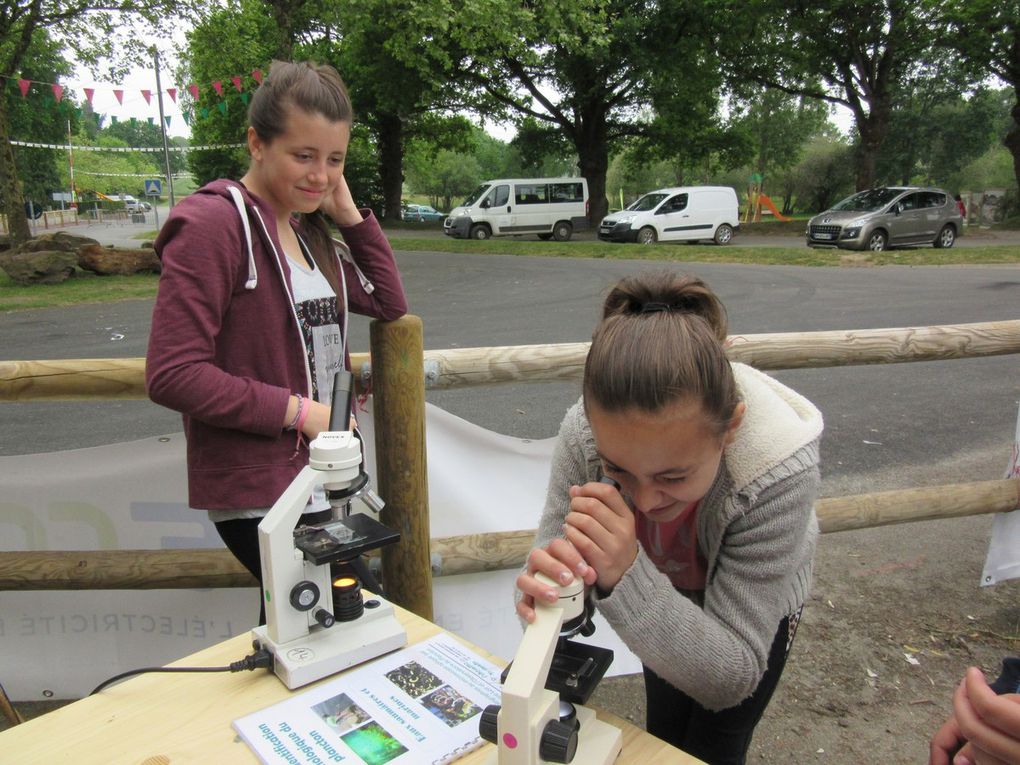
[217,102,226,114]
[18,79,30,97]
[212,80,223,96]
[141,89,152,105]
[11,139,245,151]
[240,92,249,106]
[166,87,176,103]
[252,69,263,85]
[164,116,172,128]
[187,83,199,100]
[231,75,242,91]
[51,84,63,102]
[84,87,94,105]
[113,89,124,104]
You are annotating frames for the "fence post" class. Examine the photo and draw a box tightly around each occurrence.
[370,314,432,620]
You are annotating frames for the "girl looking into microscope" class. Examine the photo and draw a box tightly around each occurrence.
[516,270,822,764]
[146,61,407,623]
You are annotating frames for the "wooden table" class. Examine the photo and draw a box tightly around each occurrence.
[0,605,703,764]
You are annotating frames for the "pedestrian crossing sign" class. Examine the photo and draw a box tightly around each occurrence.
[145,179,162,196]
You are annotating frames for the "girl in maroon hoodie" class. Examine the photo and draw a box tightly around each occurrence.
[146,61,407,622]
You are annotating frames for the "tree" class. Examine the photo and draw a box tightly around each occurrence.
[786,135,856,212]
[0,0,195,244]
[944,0,1020,202]
[1,29,73,213]
[405,148,481,211]
[735,0,975,191]
[389,0,730,224]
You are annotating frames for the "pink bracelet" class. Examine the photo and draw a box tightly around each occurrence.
[286,394,304,431]
[295,397,311,434]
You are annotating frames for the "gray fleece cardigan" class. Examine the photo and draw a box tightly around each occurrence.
[532,363,823,711]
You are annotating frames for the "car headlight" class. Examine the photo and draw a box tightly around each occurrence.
[841,227,862,238]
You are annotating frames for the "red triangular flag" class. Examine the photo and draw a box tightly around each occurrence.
[84,87,95,105]
[17,79,30,97]
[51,84,63,102]
[252,69,263,85]
[188,83,199,100]
[212,80,223,96]
[141,89,152,105]
[166,87,177,103]
[113,89,124,104]
[231,75,242,91]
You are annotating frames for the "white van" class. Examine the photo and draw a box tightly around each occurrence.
[444,177,589,240]
[598,186,739,245]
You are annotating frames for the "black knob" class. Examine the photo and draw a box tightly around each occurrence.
[313,607,335,629]
[289,580,320,611]
[478,704,500,744]
[540,718,579,763]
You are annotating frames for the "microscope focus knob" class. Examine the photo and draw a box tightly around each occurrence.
[478,704,500,744]
[313,607,335,629]
[539,718,579,763]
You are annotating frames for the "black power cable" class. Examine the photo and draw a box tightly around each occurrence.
[89,648,274,696]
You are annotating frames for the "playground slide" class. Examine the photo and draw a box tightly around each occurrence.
[759,193,791,221]
[94,191,116,202]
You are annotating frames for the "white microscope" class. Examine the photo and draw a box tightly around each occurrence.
[251,371,407,689]
[478,572,623,764]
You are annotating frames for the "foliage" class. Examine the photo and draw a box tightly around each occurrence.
[404,148,482,211]
[179,0,276,186]
[2,29,73,210]
[735,0,977,190]
[942,0,1020,198]
[784,136,856,213]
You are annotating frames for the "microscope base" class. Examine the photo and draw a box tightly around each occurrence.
[252,597,407,689]
[483,704,622,765]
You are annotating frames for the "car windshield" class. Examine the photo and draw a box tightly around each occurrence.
[627,193,669,212]
[831,188,905,212]
[462,184,491,207]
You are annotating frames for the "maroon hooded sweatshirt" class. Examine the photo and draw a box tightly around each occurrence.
[145,180,407,510]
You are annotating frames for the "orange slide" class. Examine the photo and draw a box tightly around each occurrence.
[758,193,791,221]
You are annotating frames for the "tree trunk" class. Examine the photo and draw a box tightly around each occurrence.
[376,112,404,222]
[854,108,889,191]
[0,99,30,245]
[1005,97,1020,205]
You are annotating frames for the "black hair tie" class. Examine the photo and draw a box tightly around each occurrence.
[640,301,673,314]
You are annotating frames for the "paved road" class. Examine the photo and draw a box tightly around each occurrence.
[2,223,1019,498]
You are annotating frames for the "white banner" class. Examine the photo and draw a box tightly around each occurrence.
[0,402,639,700]
[981,402,1020,586]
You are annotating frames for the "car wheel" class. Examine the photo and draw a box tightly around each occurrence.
[469,224,491,240]
[537,233,553,240]
[934,225,955,249]
[714,224,734,245]
[867,230,887,252]
[552,222,572,241]
[637,227,657,245]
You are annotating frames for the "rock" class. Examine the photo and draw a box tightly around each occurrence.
[77,244,161,275]
[18,232,101,253]
[0,249,78,284]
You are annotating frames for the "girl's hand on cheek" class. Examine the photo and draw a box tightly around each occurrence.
[565,482,637,593]
[320,174,361,226]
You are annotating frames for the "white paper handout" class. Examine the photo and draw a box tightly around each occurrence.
[981,402,1020,586]
[233,633,502,765]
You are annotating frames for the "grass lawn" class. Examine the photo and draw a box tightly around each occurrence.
[2,226,1018,313]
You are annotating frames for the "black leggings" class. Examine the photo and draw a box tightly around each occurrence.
[643,611,799,765]
[215,510,381,626]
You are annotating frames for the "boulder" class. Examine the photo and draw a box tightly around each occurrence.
[77,244,161,276]
[0,249,78,284]
[19,231,101,253]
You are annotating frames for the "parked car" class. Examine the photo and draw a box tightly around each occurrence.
[598,186,739,245]
[806,186,962,251]
[119,194,151,214]
[402,204,445,222]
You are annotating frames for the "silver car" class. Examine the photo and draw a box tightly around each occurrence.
[806,187,963,251]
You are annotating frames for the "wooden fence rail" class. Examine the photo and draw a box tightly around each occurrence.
[4,320,1020,402]
[2,478,1016,591]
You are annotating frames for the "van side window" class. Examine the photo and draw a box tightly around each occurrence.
[488,185,510,207]
[658,193,688,214]
[515,184,548,205]
[549,183,583,203]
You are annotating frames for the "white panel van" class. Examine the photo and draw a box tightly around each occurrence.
[443,178,589,240]
[598,186,739,245]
